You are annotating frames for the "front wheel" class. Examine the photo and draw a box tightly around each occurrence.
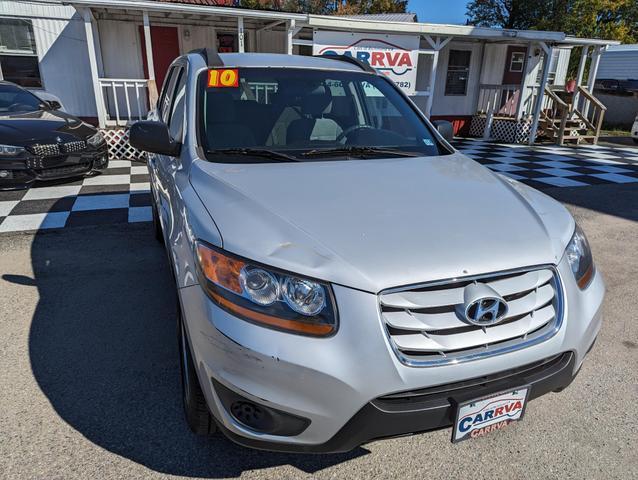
[178,309,217,435]
[633,137,638,144]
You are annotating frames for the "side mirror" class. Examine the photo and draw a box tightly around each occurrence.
[129,121,180,156]
[432,120,454,143]
[47,100,62,110]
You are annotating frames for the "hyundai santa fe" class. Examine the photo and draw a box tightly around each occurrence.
[130,50,604,451]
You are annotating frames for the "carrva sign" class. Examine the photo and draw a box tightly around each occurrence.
[313,31,420,95]
[452,387,529,442]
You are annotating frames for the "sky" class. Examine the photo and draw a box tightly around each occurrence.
[407,0,469,25]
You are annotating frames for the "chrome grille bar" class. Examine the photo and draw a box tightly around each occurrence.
[380,266,564,367]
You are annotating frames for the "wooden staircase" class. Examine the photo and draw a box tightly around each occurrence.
[538,86,607,146]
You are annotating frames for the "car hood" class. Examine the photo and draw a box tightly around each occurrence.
[191,153,574,293]
[0,109,95,144]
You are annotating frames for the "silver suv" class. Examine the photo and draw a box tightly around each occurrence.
[130,51,604,451]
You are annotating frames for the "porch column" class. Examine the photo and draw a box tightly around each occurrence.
[528,43,554,145]
[142,11,158,108]
[571,46,589,111]
[423,36,452,117]
[80,7,106,128]
[515,43,534,120]
[286,19,295,55]
[587,46,604,90]
[237,17,245,53]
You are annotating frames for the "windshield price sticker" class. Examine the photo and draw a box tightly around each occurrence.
[208,69,239,88]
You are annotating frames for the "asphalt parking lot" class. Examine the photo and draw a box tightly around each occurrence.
[1,149,637,479]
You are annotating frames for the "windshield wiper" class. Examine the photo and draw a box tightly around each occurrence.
[206,148,298,162]
[301,146,421,158]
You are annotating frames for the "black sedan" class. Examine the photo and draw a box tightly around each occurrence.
[0,81,108,189]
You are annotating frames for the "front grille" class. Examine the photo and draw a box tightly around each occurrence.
[28,140,86,157]
[380,266,564,367]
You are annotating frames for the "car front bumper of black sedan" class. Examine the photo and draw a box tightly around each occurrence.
[0,145,109,189]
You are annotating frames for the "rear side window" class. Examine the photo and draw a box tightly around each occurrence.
[168,70,186,141]
[159,66,180,123]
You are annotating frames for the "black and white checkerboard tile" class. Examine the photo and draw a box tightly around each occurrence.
[0,160,152,233]
[1,141,638,233]
[454,138,638,189]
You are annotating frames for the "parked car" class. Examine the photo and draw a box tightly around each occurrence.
[130,51,605,451]
[0,81,108,189]
[632,113,638,143]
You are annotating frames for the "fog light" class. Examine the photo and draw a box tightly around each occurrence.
[212,378,310,436]
[0,170,13,179]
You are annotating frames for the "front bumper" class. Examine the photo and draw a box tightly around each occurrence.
[0,147,108,189]
[179,259,604,453]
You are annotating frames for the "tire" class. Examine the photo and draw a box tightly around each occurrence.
[178,309,217,435]
[633,138,638,144]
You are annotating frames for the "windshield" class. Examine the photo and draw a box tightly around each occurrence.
[0,83,44,114]
[198,67,448,161]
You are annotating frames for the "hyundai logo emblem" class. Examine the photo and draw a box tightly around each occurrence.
[461,283,509,326]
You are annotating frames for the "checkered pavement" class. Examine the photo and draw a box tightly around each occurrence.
[1,140,637,233]
[455,138,638,189]
[0,159,152,233]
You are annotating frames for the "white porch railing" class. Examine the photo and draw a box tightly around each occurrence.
[99,78,149,127]
[476,84,540,119]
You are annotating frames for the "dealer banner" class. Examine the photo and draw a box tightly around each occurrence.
[313,31,420,95]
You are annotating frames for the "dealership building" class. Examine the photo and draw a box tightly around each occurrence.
[0,0,618,157]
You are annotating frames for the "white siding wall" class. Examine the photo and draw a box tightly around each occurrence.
[479,44,508,85]
[431,41,483,116]
[0,2,96,116]
[598,49,638,80]
[554,48,571,85]
[256,30,286,53]
[98,20,143,79]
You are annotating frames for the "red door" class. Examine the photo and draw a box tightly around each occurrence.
[139,26,180,92]
[502,46,527,85]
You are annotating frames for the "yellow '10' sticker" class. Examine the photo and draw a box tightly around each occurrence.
[208,69,239,88]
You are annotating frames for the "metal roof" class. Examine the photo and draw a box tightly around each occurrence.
[343,13,417,23]
[605,44,638,52]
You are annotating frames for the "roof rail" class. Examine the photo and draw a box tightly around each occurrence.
[189,48,224,68]
[315,54,376,74]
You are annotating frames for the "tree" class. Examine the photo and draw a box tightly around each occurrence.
[335,0,409,15]
[466,0,637,43]
[237,0,408,14]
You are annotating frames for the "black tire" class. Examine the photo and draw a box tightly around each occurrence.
[178,310,217,435]
[633,138,638,144]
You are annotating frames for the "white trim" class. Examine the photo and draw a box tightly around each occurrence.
[237,16,245,53]
[142,11,154,81]
[286,19,295,55]
[70,0,306,21]
[528,44,554,145]
[79,7,106,127]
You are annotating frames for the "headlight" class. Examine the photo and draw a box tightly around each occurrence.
[87,132,105,147]
[564,224,594,289]
[0,144,25,156]
[195,242,337,336]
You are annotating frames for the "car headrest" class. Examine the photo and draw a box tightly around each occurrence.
[300,85,332,117]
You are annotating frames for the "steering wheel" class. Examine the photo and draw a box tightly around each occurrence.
[336,125,375,144]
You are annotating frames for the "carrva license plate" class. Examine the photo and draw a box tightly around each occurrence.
[452,386,530,443]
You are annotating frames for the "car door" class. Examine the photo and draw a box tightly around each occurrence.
[149,62,185,247]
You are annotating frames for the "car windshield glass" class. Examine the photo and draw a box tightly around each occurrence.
[0,83,44,114]
[199,67,448,162]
